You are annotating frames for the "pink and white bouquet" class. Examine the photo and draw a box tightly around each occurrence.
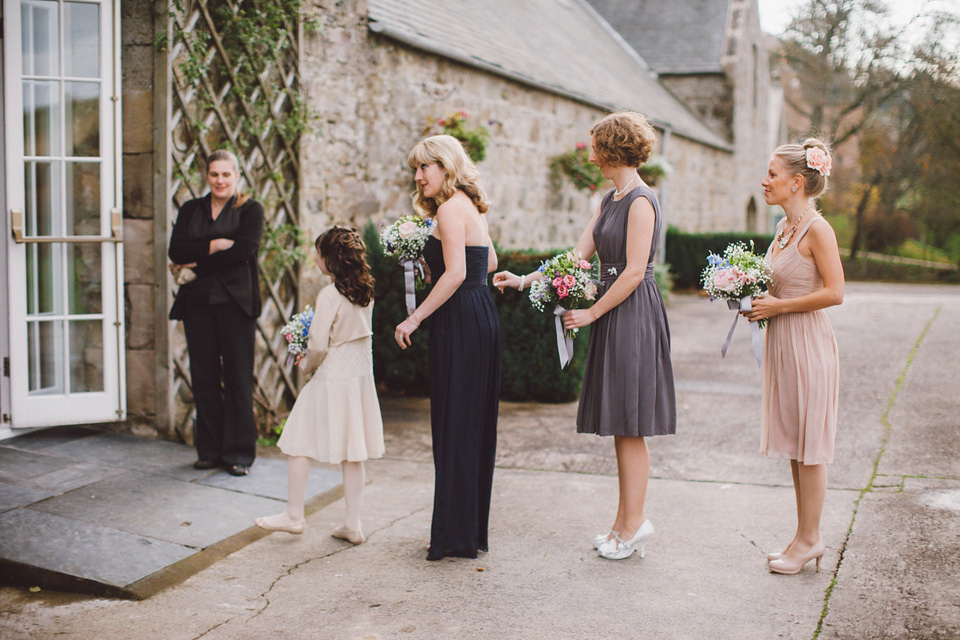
[701,242,771,366]
[281,305,314,364]
[379,214,433,291]
[528,251,598,318]
[528,251,598,368]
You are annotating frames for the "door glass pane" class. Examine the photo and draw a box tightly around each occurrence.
[67,244,102,314]
[64,2,100,78]
[25,161,61,236]
[70,321,104,392]
[21,0,59,77]
[23,80,61,156]
[25,243,59,315]
[66,162,100,235]
[28,320,63,393]
[65,82,99,156]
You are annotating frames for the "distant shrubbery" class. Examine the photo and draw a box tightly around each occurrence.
[664,227,774,290]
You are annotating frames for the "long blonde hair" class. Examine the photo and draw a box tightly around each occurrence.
[407,135,489,217]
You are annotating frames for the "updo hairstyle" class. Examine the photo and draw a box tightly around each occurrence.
[589,111,657,168]
[773,138,832,198]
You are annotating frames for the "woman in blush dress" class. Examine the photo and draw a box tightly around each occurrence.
[743,138,844,575]
[394,135,501,561]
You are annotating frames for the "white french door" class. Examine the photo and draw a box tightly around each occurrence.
[3,0,124,428]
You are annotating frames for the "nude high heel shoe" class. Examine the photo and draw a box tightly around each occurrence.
[768,540,825,575]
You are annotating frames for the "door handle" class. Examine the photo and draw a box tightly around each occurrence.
[10,208,123,243]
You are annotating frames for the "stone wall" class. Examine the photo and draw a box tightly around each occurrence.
[120,0,162,438]
[300,0,744,280]
[724,0,775,233]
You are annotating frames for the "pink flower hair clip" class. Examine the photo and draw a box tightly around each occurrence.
[806,147,832,177]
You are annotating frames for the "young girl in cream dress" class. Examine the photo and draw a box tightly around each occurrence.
[256,226,384,544]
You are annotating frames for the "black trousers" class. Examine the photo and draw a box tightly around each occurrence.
[182,299,257,466]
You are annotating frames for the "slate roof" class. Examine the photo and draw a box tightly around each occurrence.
[585,0,731,74]
[367,0,731,151]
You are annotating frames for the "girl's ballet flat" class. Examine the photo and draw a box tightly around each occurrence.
[254,517,305,534]
[332,526,365,545]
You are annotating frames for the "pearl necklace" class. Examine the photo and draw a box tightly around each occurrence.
[777,211,806,249]
[613,176,638,198]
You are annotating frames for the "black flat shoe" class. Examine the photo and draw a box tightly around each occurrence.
[226,464,250,476]
[193,459,221,470]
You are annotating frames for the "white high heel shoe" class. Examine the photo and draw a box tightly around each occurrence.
[598,520,653,560]
[592,530,619,550]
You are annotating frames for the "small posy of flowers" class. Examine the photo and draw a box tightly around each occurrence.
[528,251,599,333]
[550,143,608,192]
[805,147,832,176]
[379,214,434,290]
[435,110,490,163]
[701,242,772,328]
[281,305,314,361]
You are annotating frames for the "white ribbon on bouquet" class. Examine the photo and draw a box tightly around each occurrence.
[721,296,764,368]
[553,305,575,369]
[402,259,418,316]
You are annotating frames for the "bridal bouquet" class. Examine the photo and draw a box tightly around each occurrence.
[380,214,434,316]
[528,251,598,368]
[379,214,433,291]
[281,305,314,364]
[701,241,771,366]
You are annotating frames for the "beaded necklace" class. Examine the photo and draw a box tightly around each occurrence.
[776,211,806,249]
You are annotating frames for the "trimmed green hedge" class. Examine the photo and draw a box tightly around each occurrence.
[840,257,960,284]
[364,225,588,402]
[665,227,774,290]
[662,225,960,287]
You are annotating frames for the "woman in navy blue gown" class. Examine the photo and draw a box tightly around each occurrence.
[395,135,501,560]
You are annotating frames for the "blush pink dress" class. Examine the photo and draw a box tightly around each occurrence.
[760,217,839,464]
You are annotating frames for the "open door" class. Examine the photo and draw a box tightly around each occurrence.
[3,0,124,428]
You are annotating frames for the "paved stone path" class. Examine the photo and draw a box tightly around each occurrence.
[0,282,957,639]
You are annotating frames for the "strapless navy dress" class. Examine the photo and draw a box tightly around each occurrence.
[422,236,501,560]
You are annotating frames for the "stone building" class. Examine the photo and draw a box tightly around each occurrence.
[586,0,778,233]
[0,0,777,441]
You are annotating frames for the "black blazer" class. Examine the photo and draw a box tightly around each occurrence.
[168,194,265,320]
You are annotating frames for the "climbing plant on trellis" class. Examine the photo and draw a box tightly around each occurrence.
[164,0,311,440]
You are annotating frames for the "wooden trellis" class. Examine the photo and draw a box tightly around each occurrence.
[166,0,305,438]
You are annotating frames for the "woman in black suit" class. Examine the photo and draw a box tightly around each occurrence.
[169,150,264,476]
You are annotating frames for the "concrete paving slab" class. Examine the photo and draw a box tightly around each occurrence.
[30,471,284,549]
[198,457,342,501]
[880,299,960,479]
[16,463,129,495]
[1,425,103,452]
[0,509,195,588]
[0,483,53,514]
[39,433,212,481]
[0,448,75,484]
[819,484,960,640]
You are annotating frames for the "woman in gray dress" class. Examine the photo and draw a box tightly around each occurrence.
[494,112,676,560]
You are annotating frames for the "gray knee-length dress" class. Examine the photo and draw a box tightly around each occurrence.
[576,185,677,437]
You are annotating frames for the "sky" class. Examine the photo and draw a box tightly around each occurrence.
[757,0,951,35]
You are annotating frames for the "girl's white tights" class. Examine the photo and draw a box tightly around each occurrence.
[258,456,365,532]
[341,460,365,532]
